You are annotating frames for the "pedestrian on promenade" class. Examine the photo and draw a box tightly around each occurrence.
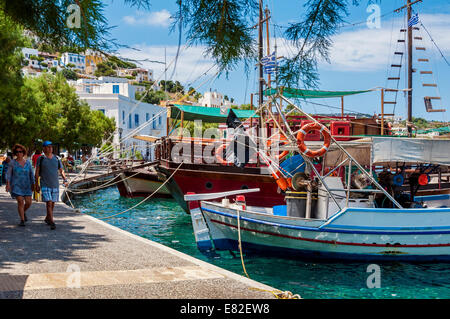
[34,141,68,230]
[32,149,42,168]
[1,152,13,184]
[5,144,35,226]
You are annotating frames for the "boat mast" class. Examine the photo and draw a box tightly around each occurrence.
[407,0,413,137]
[258,0,264,112]
[394,0,422,135]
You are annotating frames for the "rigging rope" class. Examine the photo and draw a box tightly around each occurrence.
[97,162,183,220]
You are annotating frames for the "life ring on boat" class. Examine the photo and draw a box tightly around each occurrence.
[296,122,331,158]
[215,143,233,165]
[267,134,289,161]
[272,170,289,191]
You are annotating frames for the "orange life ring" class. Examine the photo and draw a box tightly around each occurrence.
[215,143,233,165]
[296,122,331,158]
[267,134,289,161]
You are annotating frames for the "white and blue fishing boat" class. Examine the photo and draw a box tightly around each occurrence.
[184,94,450,262]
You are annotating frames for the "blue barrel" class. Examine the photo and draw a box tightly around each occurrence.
[280,154,305,176]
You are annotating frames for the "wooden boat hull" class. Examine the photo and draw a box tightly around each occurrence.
[116,171,172,198]
[158,160,285,213]
[194,197,450,261]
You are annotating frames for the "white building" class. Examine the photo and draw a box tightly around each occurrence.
[60,52,86,72]
[22,48,40,69]
[70,77,143,95]
[117,67,154,82]
[22,48,38,60]
[198,90,232,108]
[75,77,167,160]
[38,52,60,69]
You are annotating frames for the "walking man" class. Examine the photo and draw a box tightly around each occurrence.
[35,141,68,230]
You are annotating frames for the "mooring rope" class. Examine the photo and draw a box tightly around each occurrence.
[67,171,141,195]
[97,162,183,220]
[236,208,301,299]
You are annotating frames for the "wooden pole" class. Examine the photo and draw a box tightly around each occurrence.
[258,0,267,156]
[265,6,271,90]
[179,111,184,138]
[341,96,344,118]
[250,93,254,128]
[381,89,385,136]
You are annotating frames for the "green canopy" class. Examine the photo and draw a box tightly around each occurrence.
[416,126,450,134]
[170,104,259,123]
[263,87,373,99]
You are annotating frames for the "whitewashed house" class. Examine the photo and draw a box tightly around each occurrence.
[74,77,167,159]
[38,51,59,70]
[60,52,86,72]
[198,90,232,108]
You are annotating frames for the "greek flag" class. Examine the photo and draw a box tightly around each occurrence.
[408,13,419,27]
[261,52,277,75]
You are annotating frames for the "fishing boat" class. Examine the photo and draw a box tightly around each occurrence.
[115,163,172,198]
[184,93,450,261]
[117,101,389,212]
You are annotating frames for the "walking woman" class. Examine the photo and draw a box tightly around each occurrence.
[5,144,35,226]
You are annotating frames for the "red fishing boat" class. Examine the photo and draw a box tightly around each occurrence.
[116,102,389,213]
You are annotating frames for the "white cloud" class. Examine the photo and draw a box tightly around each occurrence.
[323,13,450,72]
[123,9,173,28]
[273,14,450,72]
[118,44,219,88]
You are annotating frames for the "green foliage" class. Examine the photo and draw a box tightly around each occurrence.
[61,68,78,80]
[136,90,167,105]
[1,68,115,151]
[134,150,143,160]
[95,61,116,77]
[50,66,57,73]
[0,11,27,148]
[159,80,184,94]
[194,92,202,100]
[1,0,151,52]
[108,55,137,69]
[181,120,219,136]
[236,104,253,110]
[174,0,257,72]
[399,117,446,130]
[278,0,359,87]
[26,73,115,152]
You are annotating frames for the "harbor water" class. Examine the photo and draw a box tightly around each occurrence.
[69,187,450,299]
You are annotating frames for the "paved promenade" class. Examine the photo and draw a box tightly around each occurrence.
[0,180,276,299]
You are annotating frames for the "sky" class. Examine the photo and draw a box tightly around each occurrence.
[102,0,450,122]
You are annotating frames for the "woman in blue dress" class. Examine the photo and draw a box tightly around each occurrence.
[5,144,35,226]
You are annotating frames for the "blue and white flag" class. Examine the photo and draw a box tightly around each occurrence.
[408,13,419,27]
[261,52,277,75]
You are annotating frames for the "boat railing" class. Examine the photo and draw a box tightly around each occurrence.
[268,94,404,210]
[184,188,261,202]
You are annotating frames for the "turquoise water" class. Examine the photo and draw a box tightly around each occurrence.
[69,187,450,299]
